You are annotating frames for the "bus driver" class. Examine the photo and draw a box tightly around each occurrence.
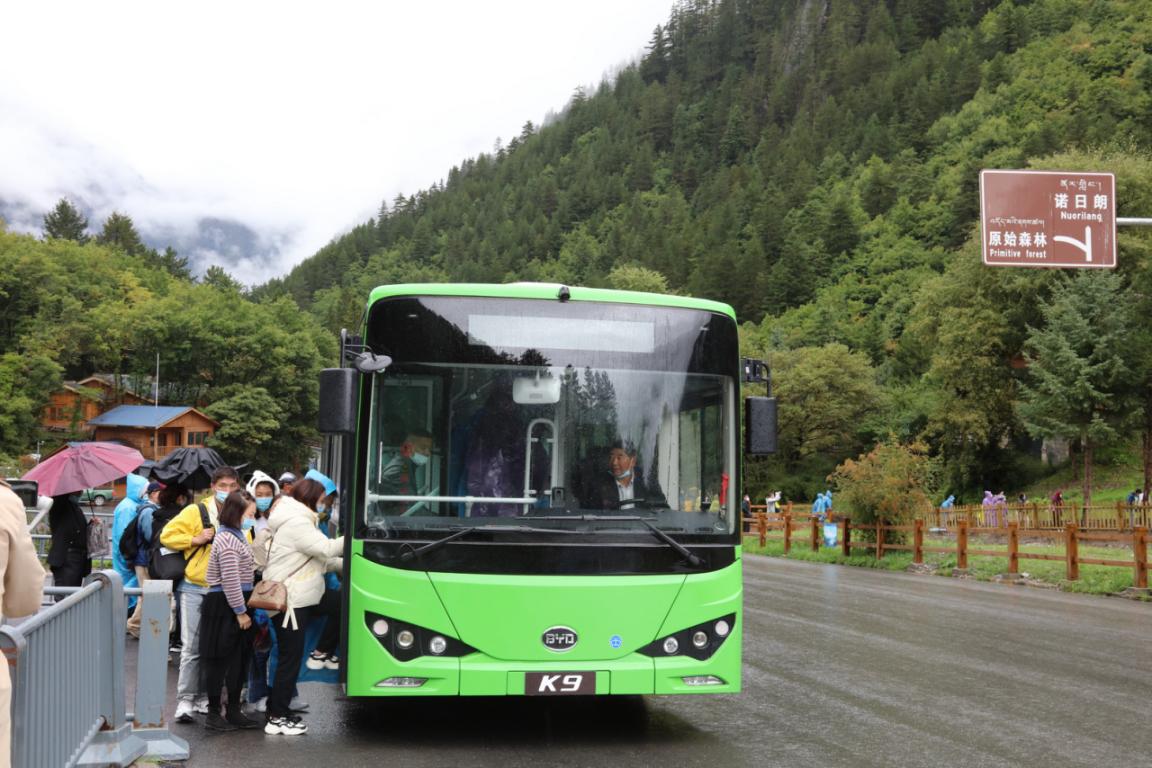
[585,440,664,511]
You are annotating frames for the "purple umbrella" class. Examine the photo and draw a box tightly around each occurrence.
[22,442,145,497]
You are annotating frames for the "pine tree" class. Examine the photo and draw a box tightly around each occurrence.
[42,198,89,243]
[96,212,147,256]
[1018,272,1139,508]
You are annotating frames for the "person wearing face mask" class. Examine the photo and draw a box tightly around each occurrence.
[302,469,343,671]
[161,466,240,724]
[379,428,434,501]
[262,477,344,736]
[242,470,307,715]
[199,490,261,731]
[586,440,665,511]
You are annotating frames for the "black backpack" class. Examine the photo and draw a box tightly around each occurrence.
[149,502,211,581]
[118,501,158,562]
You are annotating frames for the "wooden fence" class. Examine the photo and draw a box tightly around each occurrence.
[748,501,1152,531]
[742,508,1149,589]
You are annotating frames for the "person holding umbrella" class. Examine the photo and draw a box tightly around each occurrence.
[22,441,146,592]
[161,465,240,724]
[47,493,89,592]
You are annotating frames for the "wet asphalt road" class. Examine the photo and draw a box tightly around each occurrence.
[156,557,1152,767]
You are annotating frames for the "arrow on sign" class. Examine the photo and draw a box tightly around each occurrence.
[1054,226,1093,262]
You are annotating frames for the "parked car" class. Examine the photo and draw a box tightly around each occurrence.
[79,488,115,506]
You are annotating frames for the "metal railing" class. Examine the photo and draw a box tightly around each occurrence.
[0,571,188,767]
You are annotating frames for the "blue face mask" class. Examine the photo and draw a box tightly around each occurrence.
[215,490,229,505]
[255,497,273,513]
[316,503,327,518]
[241,518,256,531]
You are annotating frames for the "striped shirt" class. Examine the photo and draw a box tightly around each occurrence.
[206,528,255,614]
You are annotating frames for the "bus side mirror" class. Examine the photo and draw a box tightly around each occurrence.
[745,397,777,455]
[318,368,358,434]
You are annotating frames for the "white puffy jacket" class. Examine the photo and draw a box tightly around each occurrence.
[263,495,343,628]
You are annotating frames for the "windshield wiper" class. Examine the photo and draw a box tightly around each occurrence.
[637,518,704,567]
[526,515,704,567]
[397,524,579,562]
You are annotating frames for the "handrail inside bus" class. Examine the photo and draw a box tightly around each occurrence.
[366,494,538,504]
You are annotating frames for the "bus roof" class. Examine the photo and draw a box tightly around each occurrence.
[365,283,737,322]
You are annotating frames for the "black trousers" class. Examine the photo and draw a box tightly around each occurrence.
[268,605,311,719]
[51,551,91,600]
[314,588,342,655]
[200,591,253,713]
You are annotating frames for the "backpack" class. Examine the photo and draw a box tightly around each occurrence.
[119,501,158,562]
[149,502,211,581]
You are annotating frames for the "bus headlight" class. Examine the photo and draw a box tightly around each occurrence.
[364,612,478,661]
[638,613,737,661]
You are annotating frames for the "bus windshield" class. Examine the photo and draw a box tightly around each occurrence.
[360,296,738,539]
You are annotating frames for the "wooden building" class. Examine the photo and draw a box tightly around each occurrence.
[41,375,153,434]
[86,406,220,461]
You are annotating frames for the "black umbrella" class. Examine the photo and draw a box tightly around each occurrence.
[149,447,229,490]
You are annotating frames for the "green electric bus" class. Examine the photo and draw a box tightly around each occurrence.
[317,283,775,697]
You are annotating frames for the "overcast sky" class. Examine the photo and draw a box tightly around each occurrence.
[0,1,673,285]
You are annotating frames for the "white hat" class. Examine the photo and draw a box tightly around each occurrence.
[246,470,280,497]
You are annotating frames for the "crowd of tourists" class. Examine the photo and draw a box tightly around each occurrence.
[53,465,343,737]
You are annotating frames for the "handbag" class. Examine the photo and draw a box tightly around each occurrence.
[247,532,309,612]
[87,514,108,557]
[247,578,288,612]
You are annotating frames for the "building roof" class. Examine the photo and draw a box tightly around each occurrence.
[87,405,218,429]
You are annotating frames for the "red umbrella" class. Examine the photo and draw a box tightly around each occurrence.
[21,442,145,497]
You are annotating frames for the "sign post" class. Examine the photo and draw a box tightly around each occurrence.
[980,170,1117,268]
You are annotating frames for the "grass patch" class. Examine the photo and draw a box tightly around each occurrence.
[743,535,1146,597]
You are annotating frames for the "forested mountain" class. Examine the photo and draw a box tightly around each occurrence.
[5,0,1152,504]
[0,226,333,473]
[259,0,1152,500]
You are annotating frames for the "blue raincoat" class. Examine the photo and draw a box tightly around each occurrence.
[111,473,148,608]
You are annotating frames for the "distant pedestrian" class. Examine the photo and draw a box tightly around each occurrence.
[0,479,46,768]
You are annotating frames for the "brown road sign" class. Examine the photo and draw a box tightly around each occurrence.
[980,170,1116,268]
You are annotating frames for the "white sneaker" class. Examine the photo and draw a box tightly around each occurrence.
[289,696,309,712]
[193,697,209,714]
[174,699,195,724]
[323,655,340,670]
[250,697,267,713]
[264,715,308,736]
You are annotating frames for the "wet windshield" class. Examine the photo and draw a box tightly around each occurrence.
[360,296,738,539]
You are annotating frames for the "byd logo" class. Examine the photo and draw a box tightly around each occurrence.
[541,626,578,652]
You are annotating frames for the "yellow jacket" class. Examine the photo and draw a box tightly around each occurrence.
[159,497,220,588]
